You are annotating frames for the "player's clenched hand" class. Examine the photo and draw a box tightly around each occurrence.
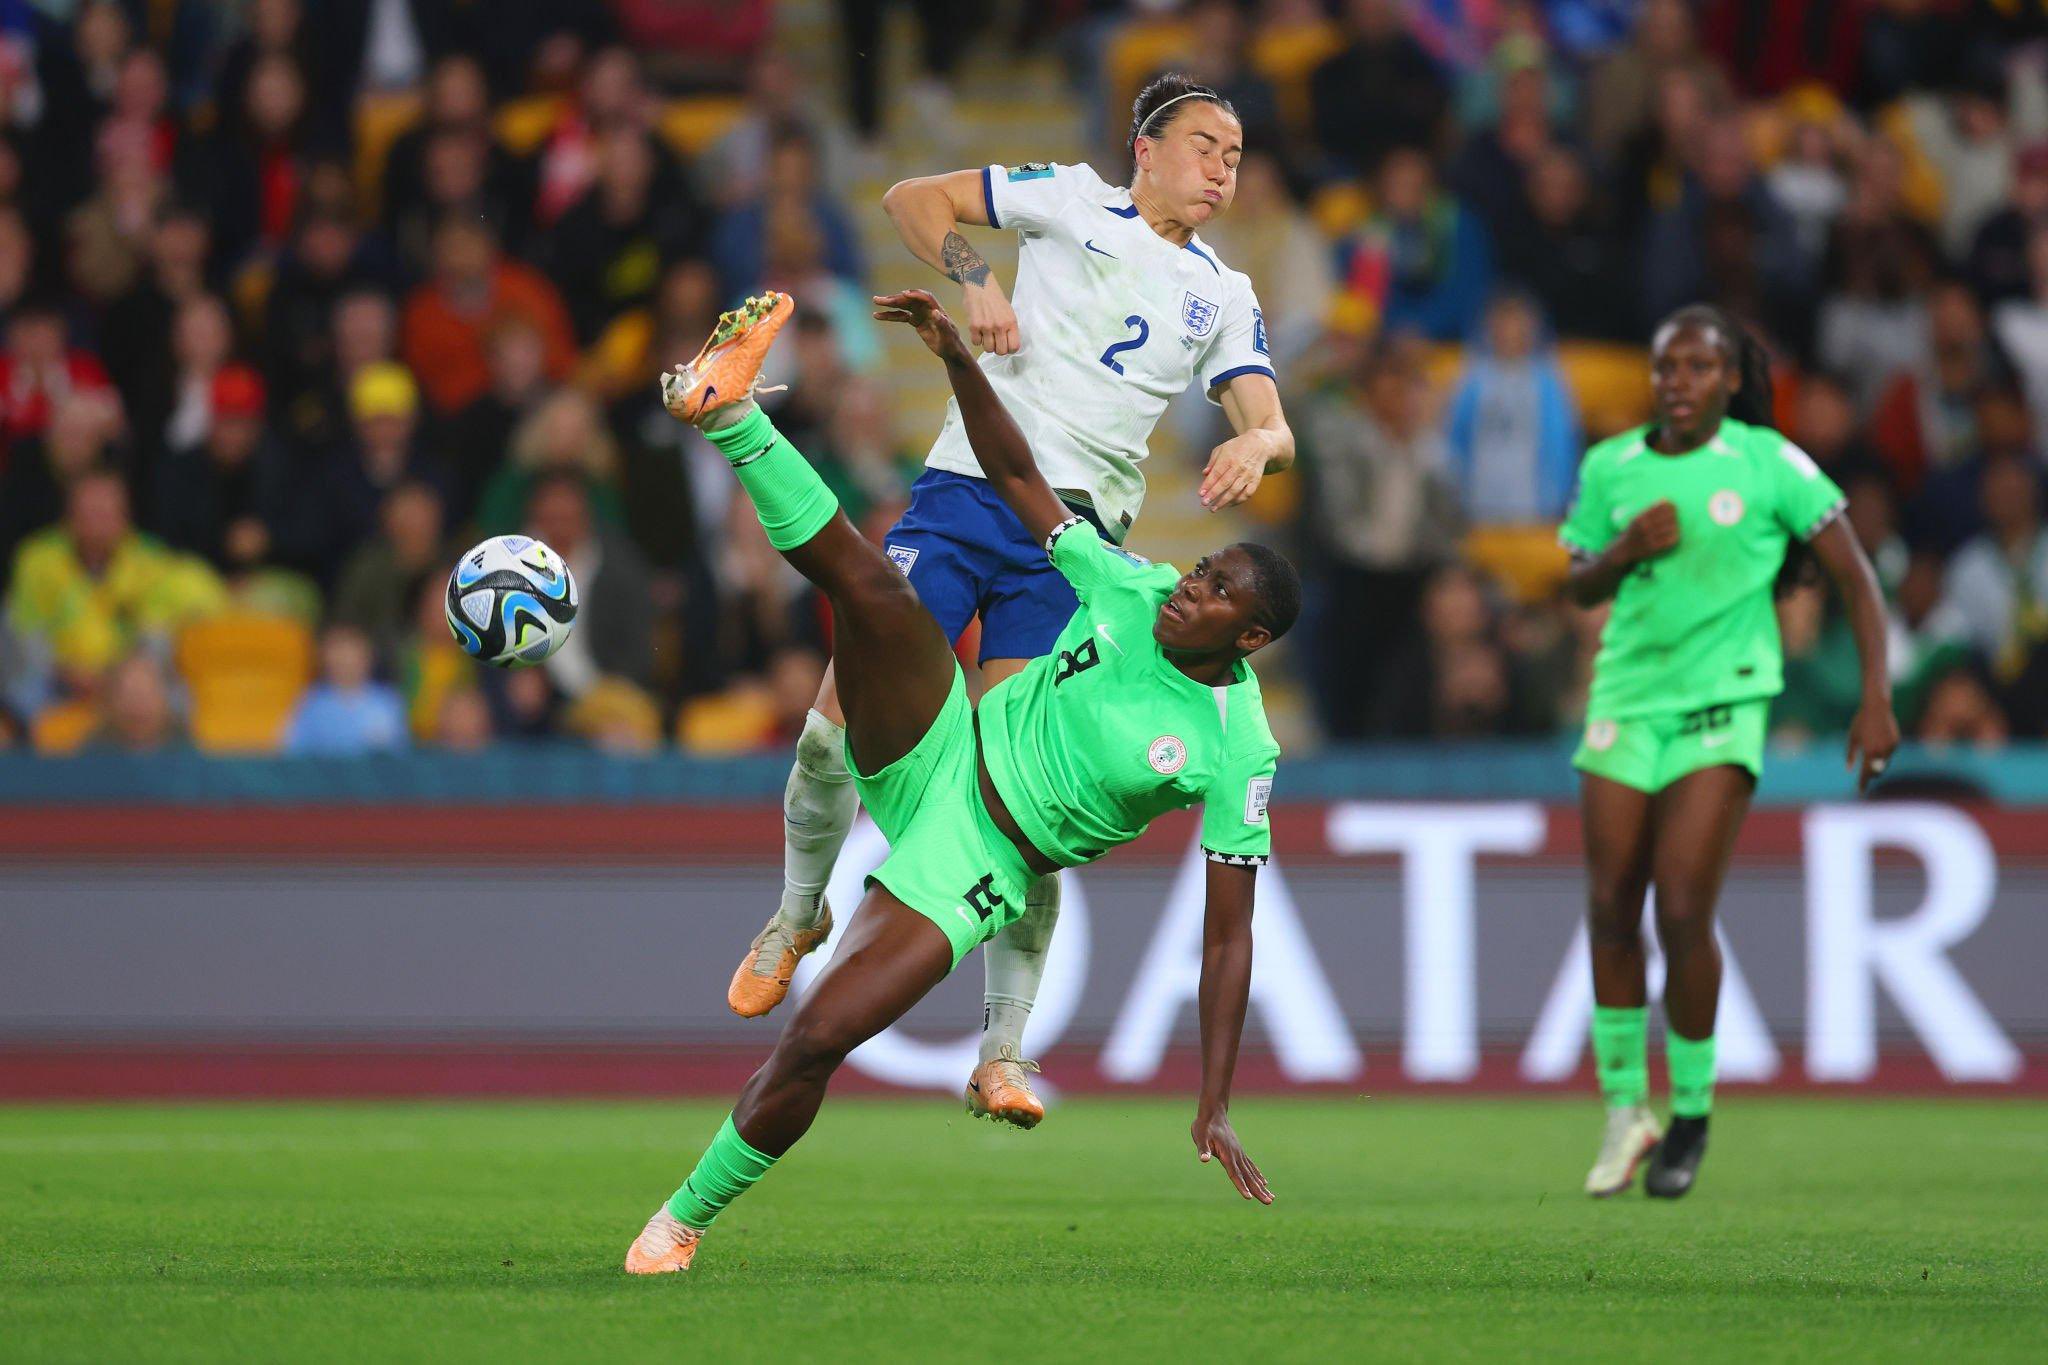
[960,280,1021,356]
[1192,1107,1273,1204]
[873,290,973,366]
[1618,500,1680,564]
[1847,694,1900,794]
[1200,432,1270,511]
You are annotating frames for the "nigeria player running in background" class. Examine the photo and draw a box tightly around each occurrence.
[626,290,1291,1273]
[732,75,1294,1130]
[1564,306,1899,1198]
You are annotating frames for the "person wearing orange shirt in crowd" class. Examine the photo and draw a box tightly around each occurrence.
[400,213,577,414]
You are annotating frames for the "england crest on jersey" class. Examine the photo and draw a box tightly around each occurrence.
[1182,291,1219,338]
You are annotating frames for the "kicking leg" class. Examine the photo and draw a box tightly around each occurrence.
[1579,773,1661,1196]
[1643,763,1753,1199]
[627,890,953,1273]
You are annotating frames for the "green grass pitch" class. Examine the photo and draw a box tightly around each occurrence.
[2,1097,2042,1361]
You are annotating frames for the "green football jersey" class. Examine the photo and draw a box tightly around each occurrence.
[1560,417,1846,718]
[977,523,1280,868]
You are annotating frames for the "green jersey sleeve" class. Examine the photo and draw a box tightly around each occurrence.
[1765,433,1848,540]
[1047,519,1178,600]
[1201,746,1276,864]
[1559,442,1618,557]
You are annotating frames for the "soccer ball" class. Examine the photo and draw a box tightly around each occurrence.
[444,535,579,667]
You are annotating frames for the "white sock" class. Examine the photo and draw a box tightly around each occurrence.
[981,872,1060,1064]
[776,709,856,932]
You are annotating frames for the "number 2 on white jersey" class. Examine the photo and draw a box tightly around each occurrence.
[1098,314,1149,375]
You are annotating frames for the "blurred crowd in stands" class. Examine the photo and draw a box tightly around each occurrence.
[2,0,2046,759]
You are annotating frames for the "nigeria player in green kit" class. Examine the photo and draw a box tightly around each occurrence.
[624,287,1292,1273]
[1563,305,1898,1200]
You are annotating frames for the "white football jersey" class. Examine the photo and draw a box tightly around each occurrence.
[922,161,1275,540]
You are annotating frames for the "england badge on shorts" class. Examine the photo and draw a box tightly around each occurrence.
[1182,292,1219,338]
[886,544,919,576]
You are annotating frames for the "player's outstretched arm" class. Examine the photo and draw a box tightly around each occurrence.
[1809,516,1900,791]
[1203,374,1296,511]
[873,289,1067,543]
[881,169,1020,355]
[1192,858,1271,1204]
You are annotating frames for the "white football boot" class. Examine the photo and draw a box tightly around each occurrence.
[1584,1104,1663,1197]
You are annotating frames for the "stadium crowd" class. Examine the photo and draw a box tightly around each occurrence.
[1,0,2045,758]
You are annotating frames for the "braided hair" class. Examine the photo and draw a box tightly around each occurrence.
[1128,73,1237,162]
[1653,304,1811,592]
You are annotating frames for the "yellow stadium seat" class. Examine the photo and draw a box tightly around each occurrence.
[1463,525,1572,605]
[495,94,566,156]
[677,686,778,754]
[1308,180,1372,239]
[1558,342,1653,438]
[175,614,316,754]
[31,699,100,755]
[657,96,746,159]
[353,90,424,215]
[1251,20,1343,135]
[1106,20,1194,105]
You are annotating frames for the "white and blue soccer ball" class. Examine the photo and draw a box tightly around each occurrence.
[444,535,579,668]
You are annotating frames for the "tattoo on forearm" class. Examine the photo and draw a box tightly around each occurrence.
[940,231,991,287]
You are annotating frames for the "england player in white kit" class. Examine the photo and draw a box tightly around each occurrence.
[725,77,1295,1128]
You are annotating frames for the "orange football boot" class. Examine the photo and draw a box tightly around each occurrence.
[727,903,834,1018]
[660,291,795,425]
[964,1046,1045,1129]
[623,1208,702,1275]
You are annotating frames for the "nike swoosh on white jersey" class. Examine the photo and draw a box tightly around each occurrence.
[1096,623,1123,654]
[1084,240,1116,259]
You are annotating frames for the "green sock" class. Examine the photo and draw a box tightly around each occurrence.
[667,1114,778,1231]
[700,405,839,551]
[1591,1005,1649,1109]
[1667,1031,1718,1118]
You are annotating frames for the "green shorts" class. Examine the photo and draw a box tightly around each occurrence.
[1571,699,1768,794]
[846,665,1034,968]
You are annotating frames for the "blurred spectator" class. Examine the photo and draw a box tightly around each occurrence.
[276,362,445,580]
[525,469,655,697]
[401,215,577,415]
[152,293,235,467]
[1902,68,2043,261]
[476,388,627,536]
[703,51,858,209]
[1868,282,2005,494]
[86,648,185,752]
[1452,63,1563,244]
[1992,224,2048,440]
[0,300,116,448]
[1494,146,1633,340]
[1169,1,1285,157]
[5,469,224,701]
[283,622,409,756]
[1931,454,2048,681]
[1970,141,2048,306]
[1766,94,1853,265]
[153,365,290,577]
[837,0,976,145]
[0,206,38,322]
[1817,140,1942,408]
[380,54,532,234]
[709,125,863,303]
[1916,664,2010,749]
[1335,148,1492,341]
[441,317,553,526]
[263,205,397,421]
[1309,0,1448,179]
[175,52,320,267]
[0,395,122,588]
[1852,0,1973,111]
[332,481,447,670]
[1199,150,1336,367]
[99,202,212,444]
[1788,371,1877,478]
[563,675,663,754]
[1583,0,1731,162]
[388,126,531,277]
[1298,335,1462,738]
[432,685,495,752]
[531,45,668,229]
[65,81,172,305]
[1444,294,1581,525]
[1641,116,1809,333]
[544,125,709,344]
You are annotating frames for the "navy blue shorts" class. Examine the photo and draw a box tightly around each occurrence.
[881,470,1110,664]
